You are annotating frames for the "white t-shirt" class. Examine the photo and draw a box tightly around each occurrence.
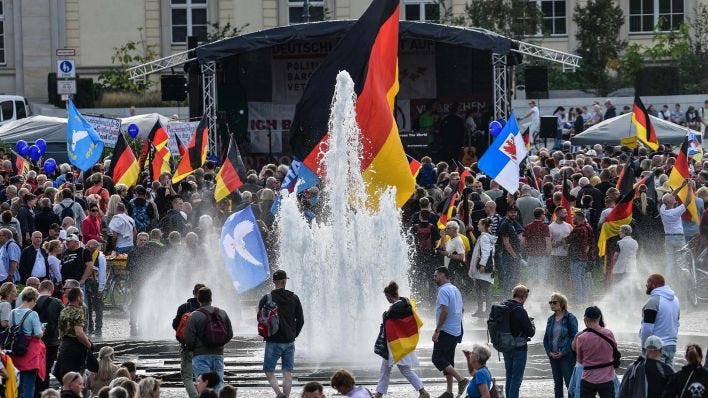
[48,255,62,283]
[31,248,47,278]
[549,221,573,256]
[660,204,686,235]
[444,235,466,267]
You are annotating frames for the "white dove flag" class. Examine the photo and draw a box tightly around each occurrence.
[219,204,270,293]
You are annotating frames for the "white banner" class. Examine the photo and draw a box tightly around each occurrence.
[271,39,335,103]
[84,115,121,148]
[398,39,437,99]
[165,121,200,155]
[248,102,296,153]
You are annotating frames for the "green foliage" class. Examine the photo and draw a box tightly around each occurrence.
[452,0,543,40]
[573,0,626,95]
[619,44,645,87]
[206,21,249,42]
[97,28,158,93]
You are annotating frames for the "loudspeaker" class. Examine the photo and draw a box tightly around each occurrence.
[540,116,558,139]
[161,75,187,101]
[525,66,549,93]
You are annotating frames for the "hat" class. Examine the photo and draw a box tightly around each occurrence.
[586,149,597,156]
[574,209,586,218]
[520,184,531,192]
[584,305,602,320]
[507,205,519,212]
[65,234,80,242]
[644,335,664,350]
[273,270,289,281]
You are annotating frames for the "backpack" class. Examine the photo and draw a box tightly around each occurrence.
[198,307,230,347]
[3,310,33,356]
[257,294,280,338]
[175,312,191,344]
[130,199,151,232]
[59,201,76,220]
[487,303,516,353]
[414,222,434,251]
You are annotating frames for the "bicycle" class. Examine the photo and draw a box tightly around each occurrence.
[102,255,131,310]
[676,241,708,307]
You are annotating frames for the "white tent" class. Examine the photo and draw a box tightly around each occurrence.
[119,113,174,139]
[570,113,701,147]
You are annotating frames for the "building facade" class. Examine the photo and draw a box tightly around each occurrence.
[0,0,700,101]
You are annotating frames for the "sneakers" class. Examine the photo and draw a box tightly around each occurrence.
[458,377,469,396]
[419,389,431,398]
[436,392,454,398]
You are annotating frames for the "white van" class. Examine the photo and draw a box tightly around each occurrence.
[0,95,32,126]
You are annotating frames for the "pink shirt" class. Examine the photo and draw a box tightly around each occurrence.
[575,326,616,384]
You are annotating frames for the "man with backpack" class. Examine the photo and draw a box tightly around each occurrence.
[410,202,440,302]
[173,283,206,398]
[488,284,535,398]
[35,279,63,392]
[184,286,233,392]
[257,270,304,398]
[130,185,157,233]
[52,189,86,231]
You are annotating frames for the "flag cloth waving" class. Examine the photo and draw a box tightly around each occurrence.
[560,171,574,224]
[668,134,699,223]
[632,95,659,151]
[67,100,105,172]
[598,185,636,257]
[214,136,247,202]
[173,116,208,183]
[478,113,526,194]
[616,158,635,198]
[107,133,139,187]
[220,205,269,293]
[9,151,29,177]
[142,120,171,181]
[288,0,414,207]
[384,298,423,363]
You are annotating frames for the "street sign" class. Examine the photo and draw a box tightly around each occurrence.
[57,60,75,78]
[57,79,77,95]
[56,48,76,57]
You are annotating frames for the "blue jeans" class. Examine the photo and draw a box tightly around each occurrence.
[571,261,588,304]
[549,355,575,398]
[192,354,225,391]
[503,349,527,398]
[662,344,676,368]
[664,235,685,278]
[116,246,134,254]
[19,370,36,398]
[263,342,295,372]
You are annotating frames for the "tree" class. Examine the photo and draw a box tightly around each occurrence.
[206,21,249,42]
[450,0,543,40]
[573,0,626,95]
[97,28,159,93]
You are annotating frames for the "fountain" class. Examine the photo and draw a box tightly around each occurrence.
[276,71,413,360]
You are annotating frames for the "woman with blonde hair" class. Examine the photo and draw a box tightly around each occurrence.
[0,281,18,330]
[9,287,45,398]
[88,346,120,395]
[106,194,123,221]
[44,239,64,286]
[543,292,578,398]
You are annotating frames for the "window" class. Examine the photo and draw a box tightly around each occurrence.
[288,0,325,24]
[14,101,25,119]
[541,0,566,35]
[629,0,683,32]
[0,1,5,65]
[171,0,208,44]
[0,101,12,121]
[404,0,440,22]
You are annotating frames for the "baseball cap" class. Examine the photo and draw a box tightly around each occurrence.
[644,335,664,350]
[507,205,519,212]
[273,270,289,281]
[65,234,80,242]
[584,306,602,320]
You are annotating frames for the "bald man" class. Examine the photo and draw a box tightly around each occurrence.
[19,231,50,284]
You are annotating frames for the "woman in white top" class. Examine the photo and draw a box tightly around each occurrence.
[44,239,63,286]
[469,218,497,316]
[612,224,639,282]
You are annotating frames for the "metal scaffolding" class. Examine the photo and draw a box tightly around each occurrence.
[492,54,509,121]
[201,62,218,154]
[511,40,581,69]
[126,49,194,83]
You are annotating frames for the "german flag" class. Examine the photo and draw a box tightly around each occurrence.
[455,160,472,193]
[384,298,423,363]
[107,133,139,187]
[175,134,188,157]
[214,136,247,202]
[143,121,171,181]
[560,171,574,224]
[616,159,635,197]
[598,185,636,256]
[632,95,659,151]
[173,116,208,184]
[289,0,414,207]
[668,134,699,223]
[407,155,421,179]
[9,150,29,177]
[437,192,457,229]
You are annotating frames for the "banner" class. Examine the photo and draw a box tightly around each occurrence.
[165,121,200,155]
[398,39,437,99]
[84,115,121,148]
[248,102,296,153]
[271,39,335,103]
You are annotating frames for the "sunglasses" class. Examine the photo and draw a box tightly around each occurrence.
[549,301,559,305]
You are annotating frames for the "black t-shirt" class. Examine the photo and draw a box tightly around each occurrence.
[497,218,522,254]
[60,248,92,282]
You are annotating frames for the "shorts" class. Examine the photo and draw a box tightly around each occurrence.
[263,341,295,372]
[431,331,459,373]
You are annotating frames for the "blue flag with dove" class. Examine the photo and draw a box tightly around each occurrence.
[220,205,270,293]
[66,100,105,171]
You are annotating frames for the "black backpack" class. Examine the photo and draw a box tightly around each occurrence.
[3,310,33,356]
[487,303,516,353]
[59,201,76,220]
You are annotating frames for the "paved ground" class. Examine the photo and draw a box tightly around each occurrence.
[91,300,708,398]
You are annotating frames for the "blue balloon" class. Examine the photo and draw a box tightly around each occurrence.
[28,145,41,162]
[16,140,29,156]
[489,121,503,137]
[35,139,47,154]
[497,118,506,128]
[43,158,57,174]
[128,123,140,139]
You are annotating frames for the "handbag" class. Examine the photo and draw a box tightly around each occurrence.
[373,322,388,360]
[582,328,621,369]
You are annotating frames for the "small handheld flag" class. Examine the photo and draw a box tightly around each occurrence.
[66,100,105,172]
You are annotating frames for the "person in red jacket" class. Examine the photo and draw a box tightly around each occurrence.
[81,204,103,244]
